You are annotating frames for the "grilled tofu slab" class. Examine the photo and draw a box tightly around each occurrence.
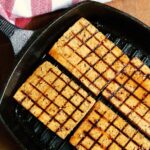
[49,18,130,96]
[13,61,95,139]
[49,17,150,136]
[103,57,150,136]
[70,101,150,150]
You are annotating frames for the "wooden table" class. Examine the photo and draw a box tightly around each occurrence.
[108,0,150,26]
[0,0,149,149]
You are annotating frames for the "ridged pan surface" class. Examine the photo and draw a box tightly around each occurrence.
[0,1,150,150]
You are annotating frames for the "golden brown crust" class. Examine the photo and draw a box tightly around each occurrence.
[49,18,130,96]
[49,17,150,138]
[49,46,75,72]
[70,101,150,150]
[13,61,95,139]
[103,57,150,137]
[14,17,150,147]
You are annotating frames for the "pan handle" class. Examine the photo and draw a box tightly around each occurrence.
[0,16,34,55]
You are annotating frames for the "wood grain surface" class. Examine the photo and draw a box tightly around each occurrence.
[0,0,149,150]
[108,0,150,26]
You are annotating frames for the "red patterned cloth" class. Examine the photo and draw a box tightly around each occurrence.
[0,0,111,28]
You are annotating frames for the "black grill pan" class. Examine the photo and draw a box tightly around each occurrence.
[0,1,150,150]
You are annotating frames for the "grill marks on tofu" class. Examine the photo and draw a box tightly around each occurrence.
[49,17,150,139]
[13,61,95,139]
[70,101,150,150]
[49,18,130,96]
[103,57,150,136]
[13,17,150,148]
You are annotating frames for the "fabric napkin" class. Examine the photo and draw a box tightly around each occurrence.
[0,0,111,28]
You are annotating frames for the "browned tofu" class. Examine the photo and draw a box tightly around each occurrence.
[49,18,129,96]
[70,101,150,150]
[143,94,150,107]
[103,57,150,136]
[13,61,95,139]
[142,78,150,92]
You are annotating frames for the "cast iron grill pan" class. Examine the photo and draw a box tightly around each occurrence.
[0,1,150,150]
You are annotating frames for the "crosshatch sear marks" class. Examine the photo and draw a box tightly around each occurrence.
[70,101,150,150]
[49,17,130,96]
[13,61,95,139]
[49,17,150,137]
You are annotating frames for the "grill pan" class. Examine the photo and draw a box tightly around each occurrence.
[0,1,150,150]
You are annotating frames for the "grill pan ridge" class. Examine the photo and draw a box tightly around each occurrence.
[0,1,150,149]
